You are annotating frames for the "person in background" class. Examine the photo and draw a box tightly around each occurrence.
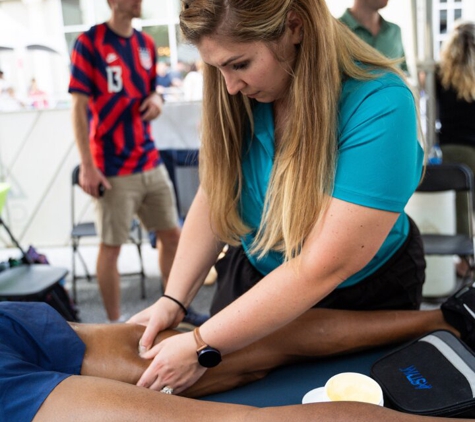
[156,61,183,101]
[182,60,204,101]
[156,61,173,91]
[435,20,475,278]
[0,86,24,112]
[128,0,427,395]
[68,0,194,324]
[0,69,10,94]
[339,0,408,73]
[28,78,49,109]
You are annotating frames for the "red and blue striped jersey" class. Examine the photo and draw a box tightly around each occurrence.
[68,23,160,176]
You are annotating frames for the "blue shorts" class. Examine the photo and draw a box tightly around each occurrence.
[0,302,85,422]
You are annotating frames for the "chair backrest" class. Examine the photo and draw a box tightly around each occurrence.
[416,163,474,237]
[161,149,199,219]
[72,164,80,187]
[417,163,474,193]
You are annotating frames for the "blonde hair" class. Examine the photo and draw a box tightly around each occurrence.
[180,0,407,262]
[439,20,475,102]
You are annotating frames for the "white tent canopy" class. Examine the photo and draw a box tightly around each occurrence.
[0,9,68,101]
[0,10,61,54]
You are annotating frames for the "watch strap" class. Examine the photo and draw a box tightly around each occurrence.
[193,327,208,352]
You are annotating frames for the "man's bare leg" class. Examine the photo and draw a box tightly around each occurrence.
[71,307,457,398]
[155,226,180,286]
[33,308,466,422]
[33,376,473,422]
[96,243,122,321]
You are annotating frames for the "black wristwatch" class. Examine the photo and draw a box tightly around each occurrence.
[193,327,222,368]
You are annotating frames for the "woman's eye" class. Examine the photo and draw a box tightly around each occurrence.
[232,62,249,71]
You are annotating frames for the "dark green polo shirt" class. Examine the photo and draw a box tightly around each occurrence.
[339,8,408,73]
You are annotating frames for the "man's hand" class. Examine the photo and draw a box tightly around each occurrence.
[139,92,163,121]
[79,164,111,198]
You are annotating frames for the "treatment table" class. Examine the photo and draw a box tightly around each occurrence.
[202,347,392,407]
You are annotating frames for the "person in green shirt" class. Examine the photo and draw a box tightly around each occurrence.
[340,0,408,73]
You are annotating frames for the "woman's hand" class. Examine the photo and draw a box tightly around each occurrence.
[127,298,184,354]
[137,331,207,394]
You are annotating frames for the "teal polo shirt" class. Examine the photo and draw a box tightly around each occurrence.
[339,9,408,73]
[240,71,423,288]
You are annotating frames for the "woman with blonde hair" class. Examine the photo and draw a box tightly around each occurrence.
[438,20,475,105]
[129,0,431,394]
[436,20,475,277]
[437,20,475,150]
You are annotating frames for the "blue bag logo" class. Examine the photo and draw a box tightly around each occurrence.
[399,365,433,390]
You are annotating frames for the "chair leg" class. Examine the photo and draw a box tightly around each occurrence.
[76,249,93,282]
[72,239,94,304]
[72,242,78,303]
[459,256,475,286]
[467,256,475,285]
[135,241,146,299]
[48,285,77,322]
[130,223,146,300]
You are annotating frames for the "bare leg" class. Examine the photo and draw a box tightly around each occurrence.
[33,376,472,422]
[72,307,457,397]
[32,308,466,422]
[96,243,122,321]
[155,226,180,286]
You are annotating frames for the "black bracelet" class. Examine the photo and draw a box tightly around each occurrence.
[162,294,188,316]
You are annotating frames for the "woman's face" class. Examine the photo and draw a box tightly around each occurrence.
[197,16,302,103]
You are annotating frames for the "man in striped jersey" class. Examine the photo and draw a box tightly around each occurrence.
[69,0,182,323]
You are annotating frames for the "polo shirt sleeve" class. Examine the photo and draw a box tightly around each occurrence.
[333,75,423,213]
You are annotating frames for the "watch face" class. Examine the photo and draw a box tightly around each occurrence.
[198,347,222,368]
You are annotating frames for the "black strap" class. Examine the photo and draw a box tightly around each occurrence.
[162,294,188,315]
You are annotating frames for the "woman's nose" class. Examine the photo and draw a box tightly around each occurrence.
[223,73,245,95]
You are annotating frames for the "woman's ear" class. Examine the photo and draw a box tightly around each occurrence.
[286,10,304,45]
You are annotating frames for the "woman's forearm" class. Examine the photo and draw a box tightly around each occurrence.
[165,186,224,307]
[199,198,400,356]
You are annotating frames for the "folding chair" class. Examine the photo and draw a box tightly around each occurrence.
[160,149,200,220]
[415,163,475,286]
[71,165,146,303]
[0,183,76,321]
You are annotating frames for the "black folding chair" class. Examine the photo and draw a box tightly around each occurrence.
[0,214,77,320]
[416,163,475,286]
[71,165,146,303]
[160,149,200,220]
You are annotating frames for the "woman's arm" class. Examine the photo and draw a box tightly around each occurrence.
[199,197,400,353]
[137,197,400,392]
[164,186,224,306]
[129,186,224,350]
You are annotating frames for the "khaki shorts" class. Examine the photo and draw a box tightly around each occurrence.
[95,165,179,246]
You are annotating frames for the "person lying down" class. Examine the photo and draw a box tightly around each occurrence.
[0,301,473,422]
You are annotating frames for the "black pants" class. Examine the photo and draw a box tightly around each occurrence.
[210,217,426,315]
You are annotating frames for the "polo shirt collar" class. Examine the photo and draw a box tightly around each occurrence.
[341,8,389,33]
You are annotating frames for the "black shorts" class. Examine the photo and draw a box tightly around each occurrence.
[210,217,426,315]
